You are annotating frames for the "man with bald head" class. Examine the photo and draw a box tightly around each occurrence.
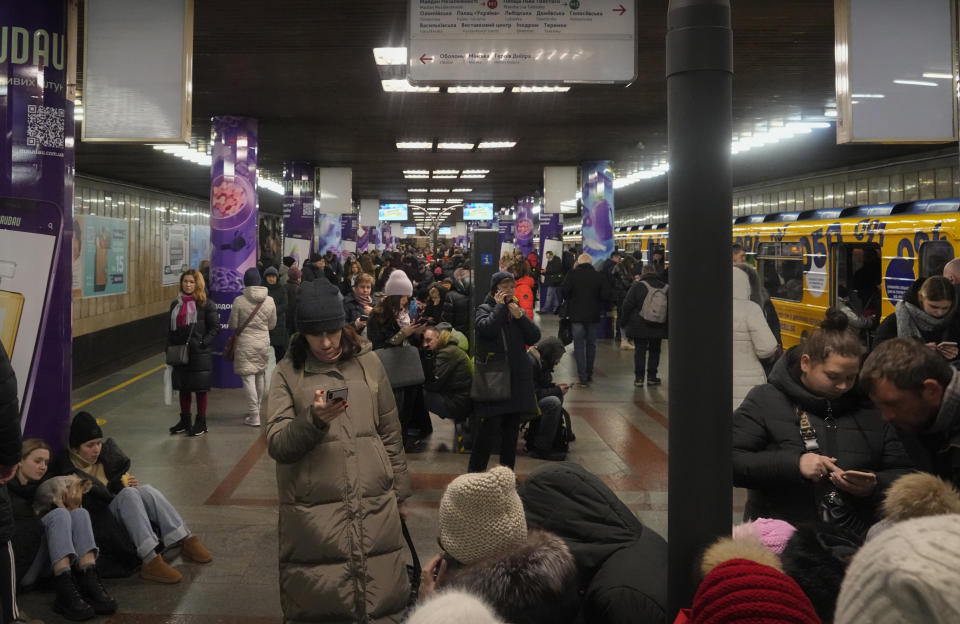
[943,258,960,285]
[562,254,612,386]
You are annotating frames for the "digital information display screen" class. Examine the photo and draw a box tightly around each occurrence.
[438,226,452,235]
[379,203,408,221]
[403,226,417,235]
[463,202,494,220]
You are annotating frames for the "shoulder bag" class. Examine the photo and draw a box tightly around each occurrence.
[375,344,425,388]
[223,301,264,362]
[470,329,511,402]
[165,323,194,367]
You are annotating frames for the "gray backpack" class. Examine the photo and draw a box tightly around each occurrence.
[639,284,668,323]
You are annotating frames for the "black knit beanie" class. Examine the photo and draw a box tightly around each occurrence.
[297,279,346,334]
[69,411,103,448]
[243,267,262,287]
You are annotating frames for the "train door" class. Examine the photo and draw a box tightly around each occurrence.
[832,243,882,343]
[917,239,954,279]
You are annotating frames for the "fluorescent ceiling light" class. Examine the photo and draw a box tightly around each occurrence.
[824,108,838,117]
[462,169,489,174]
[405,174,430,179]
[410,198,428,203]
[851,93,885,98]
[428,199,444,204]
[512,85,571,93]
[381,79,440,93]
[478,141,517,149]
[433,169,459,175]
[437,142,475,150]
[893,79,939,87]
[260,178,284,195]
[922,72,954,79]
[448,86,505,94]
[446,198,463,204]
[396,141,433,149]
[404,169,429,175]
[373,47,407,66]
[460,174,486,179]
[408,188,428,193]
[429,188,450,193]
[452,188,472,193]
[433,174,457,179]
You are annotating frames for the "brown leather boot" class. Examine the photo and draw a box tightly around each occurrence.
[140,554,182,584]
[182,535,213,563]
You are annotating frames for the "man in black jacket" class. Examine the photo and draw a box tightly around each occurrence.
[0,346,22,624]
[300,253,328,283]
[540,251,564,314]
[562,254,611,386]
[621,265,668,386]
[442,269,472,335]
[861,338,960,489]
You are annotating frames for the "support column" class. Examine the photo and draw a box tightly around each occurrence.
[281,161,313,267]
[0,0,74,443]
[666,0,733,615]
[209,116,258,389]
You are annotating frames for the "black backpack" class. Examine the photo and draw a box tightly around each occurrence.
[524,407,574,456]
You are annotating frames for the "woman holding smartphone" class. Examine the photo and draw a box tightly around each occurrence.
[733,308,913,532]
[875,275,959,361]
[264,278,411,623]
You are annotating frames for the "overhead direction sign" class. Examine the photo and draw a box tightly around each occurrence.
[408,0,637,83]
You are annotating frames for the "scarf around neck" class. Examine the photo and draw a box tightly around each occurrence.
[172,293,197,330]
[354,292,373,307]
[895,299,952,340]
[396,308,411,328]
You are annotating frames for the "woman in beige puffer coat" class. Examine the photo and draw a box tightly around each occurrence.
[265,279,411,624]
[229,268,277,428]
[732,265,778,410]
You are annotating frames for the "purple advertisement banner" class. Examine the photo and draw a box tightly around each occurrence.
[515,197,536,259]
[209,116,258,389]
[316,213,342,257]
[0,2,72,443]
[282,161,314,265]
[340,214,358,259]
[538,213,564,303]
[581,161,615,268]
[381,223,394,250]
[357,225,370,252]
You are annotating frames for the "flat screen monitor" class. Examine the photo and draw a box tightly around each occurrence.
[379,203,408,221]
[463,202,494,221]
[403,226,417,235]
[438,226,452,236]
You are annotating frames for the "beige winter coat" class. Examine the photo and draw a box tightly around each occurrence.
[265,341,412,624]
[228,286,277,376]
[733,267,778,410]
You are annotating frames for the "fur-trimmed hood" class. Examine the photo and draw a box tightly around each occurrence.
[447,530,579,624]
[882,472,960,522]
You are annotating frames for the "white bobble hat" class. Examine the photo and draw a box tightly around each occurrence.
[439,466,527,565]
[384,270,413,296]
[407,590,504,624]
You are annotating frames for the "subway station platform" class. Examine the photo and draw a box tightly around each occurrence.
[18,315,745,623]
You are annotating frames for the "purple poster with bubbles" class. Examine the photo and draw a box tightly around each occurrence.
[515,197,536,259]
[282,161,314,267]
[340,214,358,259]
[381,223,394,250]
[315,213,342,256]
[0,1,73,442]
[581,161,615,268]
[357,225,371,252]
[209,116,258,389]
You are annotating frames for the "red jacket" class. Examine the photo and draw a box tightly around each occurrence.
[515,275,536,320]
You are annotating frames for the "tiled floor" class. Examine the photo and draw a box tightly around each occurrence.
[18,315,743,623]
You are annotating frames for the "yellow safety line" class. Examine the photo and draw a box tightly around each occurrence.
[71,364,166,411]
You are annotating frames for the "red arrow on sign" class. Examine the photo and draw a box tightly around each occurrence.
[613,4,626,15]
[420,53,433,64]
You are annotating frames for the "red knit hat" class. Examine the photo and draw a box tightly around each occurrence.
[691,558,822,623]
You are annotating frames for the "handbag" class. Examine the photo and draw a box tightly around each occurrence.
[375,345,425,388]
[558,317,573,347]
[401,518,421,608]
[470,330,512,402]
[223,300,264,362]
[165,323,194,366]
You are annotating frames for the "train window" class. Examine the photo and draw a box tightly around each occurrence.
[834,243,882,325]
[757,242,804,302]
[919,241,954,279]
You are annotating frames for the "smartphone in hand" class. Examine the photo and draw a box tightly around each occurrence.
[326,387,348,403]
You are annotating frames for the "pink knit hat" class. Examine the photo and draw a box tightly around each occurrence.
[384,270,413,296]
[732,518,797,555]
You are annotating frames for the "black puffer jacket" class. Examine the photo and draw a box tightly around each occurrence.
[266,282,289,349]
[422,341,472,421]
[562,264,611,323]
[732,347,914,526]
[443,280,472,335]
[474,295,541,419]
[0,345,21,544]
[6,478,41,584]
[51,440,140,577]
[621,275,668,340]
[167,299,220,393]
[874,277,960,347]
[518,462,667,624]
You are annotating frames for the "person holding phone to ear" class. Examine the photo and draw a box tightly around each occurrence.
[265,278,411,623]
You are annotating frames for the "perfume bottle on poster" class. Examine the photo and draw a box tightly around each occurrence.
[94,227,109,292]
[0,260,24,357]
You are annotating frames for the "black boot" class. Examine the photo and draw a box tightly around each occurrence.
[52,571,94,621]
[188,414,207,437]
[75,565,117,615]
[169,413,191,435]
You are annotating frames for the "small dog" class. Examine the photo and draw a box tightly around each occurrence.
[33,475,92,516]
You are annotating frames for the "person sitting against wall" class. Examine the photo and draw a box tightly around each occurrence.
[875,275,959,362]
[52,412,213,585]
[9,439,117,620]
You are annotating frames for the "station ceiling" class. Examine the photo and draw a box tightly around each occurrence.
[75,0,952,221]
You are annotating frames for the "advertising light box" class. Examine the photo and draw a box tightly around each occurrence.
[379,203,408,221]
[464,203,494,221]
[403,226,417,235]
[438,226,452,236]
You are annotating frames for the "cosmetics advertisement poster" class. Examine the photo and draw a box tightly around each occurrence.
[162,223,190,286]
[81,215,128,297]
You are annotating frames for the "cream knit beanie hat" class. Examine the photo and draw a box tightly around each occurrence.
[835,514,960,624]
[407,591,504,624]
[439,466,528,565]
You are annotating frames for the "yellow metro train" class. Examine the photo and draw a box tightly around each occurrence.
[565,199,960,348]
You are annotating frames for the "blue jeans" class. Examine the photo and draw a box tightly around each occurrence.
[542,286,562,313]
[572,322,598,380]
[634,337,662,380]
[110,485,188,561]
[533,396,563,451]
[22,508,98,587]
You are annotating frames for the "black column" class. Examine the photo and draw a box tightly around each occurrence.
[666,0,733,615]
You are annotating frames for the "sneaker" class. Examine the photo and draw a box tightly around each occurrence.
[181,535,213,564]
[140,554,182,584]
[243,415,261,427]
[620,341,635,350]
[647,377,662,386]
[577,378,590,387]
[634,378,644,387]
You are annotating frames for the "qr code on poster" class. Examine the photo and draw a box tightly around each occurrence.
[26,104,65,149]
